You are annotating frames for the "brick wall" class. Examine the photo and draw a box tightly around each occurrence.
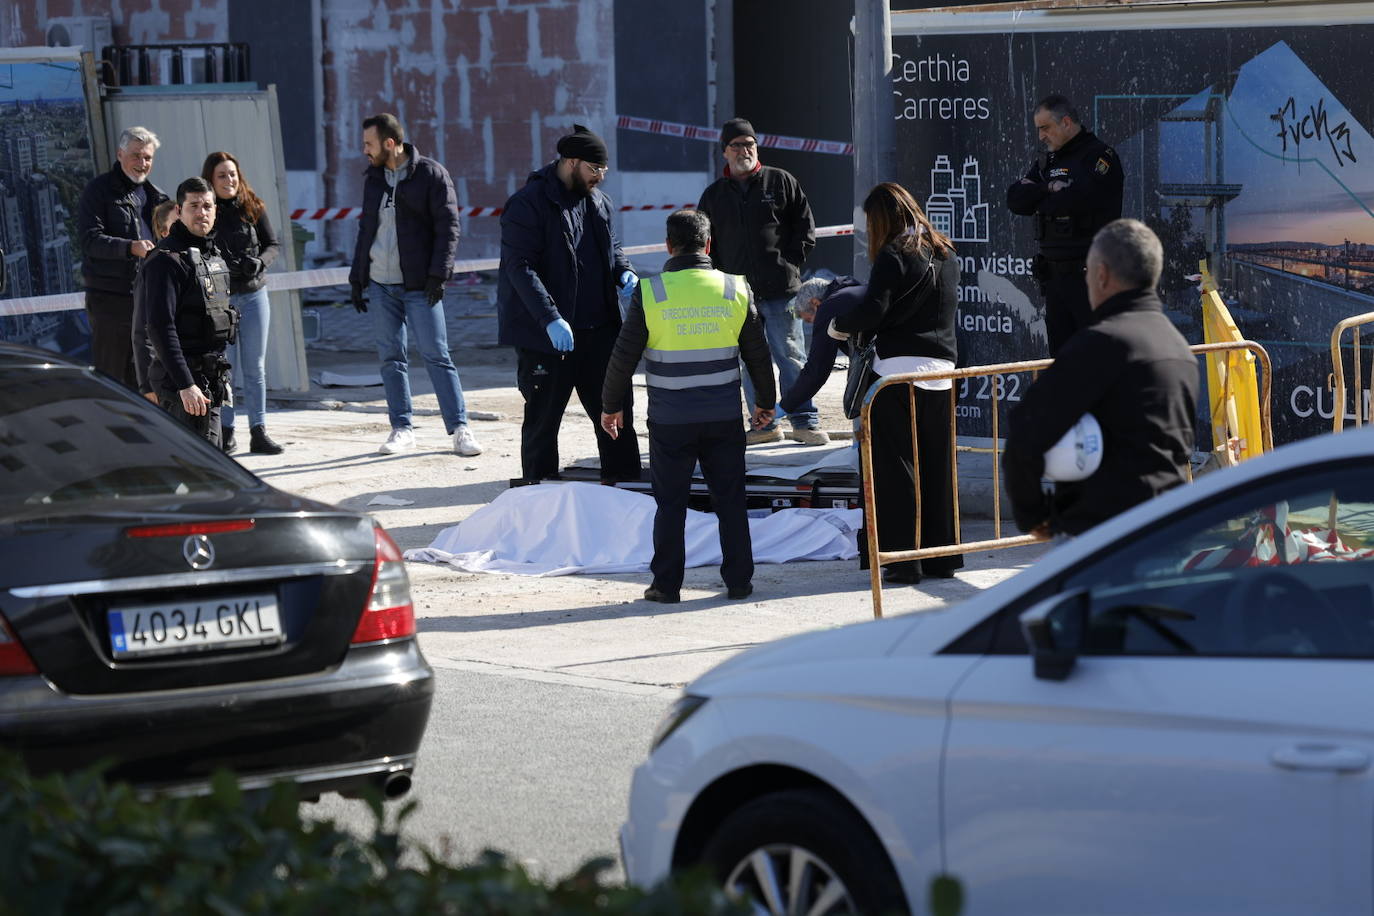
[320,0,618,259]
[4,0,622,259]
[3,0,227,46]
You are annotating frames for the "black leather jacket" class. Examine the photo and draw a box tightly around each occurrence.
[77,164,167,295]
[212,195,279,294]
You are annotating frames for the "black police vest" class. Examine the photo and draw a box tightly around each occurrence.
[174,247,237,350]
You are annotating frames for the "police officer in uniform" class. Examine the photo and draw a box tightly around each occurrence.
[141,177,237,447]
[601,210,775,603]
[1007,94,1123,354]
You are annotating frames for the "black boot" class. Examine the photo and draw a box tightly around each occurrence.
[221,426,237,455]
[250,425,284,455]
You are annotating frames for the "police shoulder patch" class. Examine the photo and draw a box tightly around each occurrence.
[1095,157,1111,175]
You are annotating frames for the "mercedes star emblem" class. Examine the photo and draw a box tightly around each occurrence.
[183,534,215,570]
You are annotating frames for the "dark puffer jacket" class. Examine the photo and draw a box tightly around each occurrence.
[348,143,460,292]
[77,164,167,295]
[496,161,632,355]
[212,195,280,294]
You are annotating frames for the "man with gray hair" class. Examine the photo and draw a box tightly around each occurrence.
[77,126,167,388]
[1003,218,1198,536]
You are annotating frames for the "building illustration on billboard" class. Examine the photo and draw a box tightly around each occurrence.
[926,154,989,244]
[0,56,94,356]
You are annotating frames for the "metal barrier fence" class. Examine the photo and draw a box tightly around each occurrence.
[858,340,1273,619]
[1329,311,1374,433]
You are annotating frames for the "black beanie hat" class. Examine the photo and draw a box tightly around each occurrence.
[720,117,757,150]
[556,124,609,166]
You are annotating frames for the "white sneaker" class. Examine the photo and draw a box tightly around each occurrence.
[378,427,416,454]
[453,424,482,457]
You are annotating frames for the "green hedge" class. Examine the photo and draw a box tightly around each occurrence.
[0,754,743,916]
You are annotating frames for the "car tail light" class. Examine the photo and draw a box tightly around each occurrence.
[351,524,415,644]
[0,615,37,676]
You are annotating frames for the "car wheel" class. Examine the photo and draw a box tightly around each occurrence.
[700,788,907,916]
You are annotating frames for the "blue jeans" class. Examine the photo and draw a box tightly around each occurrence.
[369,280,468,433]
[222,287,269,429]
[741,294,817,431]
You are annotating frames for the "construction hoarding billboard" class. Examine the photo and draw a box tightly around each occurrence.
[0,48,101,357]
[891,1,1374,443]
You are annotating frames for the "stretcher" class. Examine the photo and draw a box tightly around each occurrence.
[511,466,862,513]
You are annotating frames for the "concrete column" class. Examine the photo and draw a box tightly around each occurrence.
[851,0,894,280]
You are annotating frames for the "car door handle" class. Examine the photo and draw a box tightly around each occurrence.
[1270,744,1371,773]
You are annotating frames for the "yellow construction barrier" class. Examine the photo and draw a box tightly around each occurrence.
[1200,262,1265,466]
[1329,311,1374,433]
[858,340,1272,619]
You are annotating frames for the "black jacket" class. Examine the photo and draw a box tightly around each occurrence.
[601,253,774,424]
[212,195,279,294]
[697,165,815,301]
[832,240,958,363]
[77,164,167,295]
[1003,288,1199,536]
[348,143,460,292]
[496,161,632,354]
[1006,129,1122,261]
[141,222,228,392]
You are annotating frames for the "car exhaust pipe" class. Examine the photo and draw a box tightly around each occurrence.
[382,770,413,799]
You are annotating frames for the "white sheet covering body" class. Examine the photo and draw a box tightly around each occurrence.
[405,483,862,576]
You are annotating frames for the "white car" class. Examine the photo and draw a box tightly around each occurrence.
[622,428,1374,915]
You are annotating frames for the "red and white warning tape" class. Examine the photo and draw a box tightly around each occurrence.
[289,202,701,220]
[616,115,854,156]
[0,224,855,317]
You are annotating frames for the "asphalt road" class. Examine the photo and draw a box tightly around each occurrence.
[307,663,673,881]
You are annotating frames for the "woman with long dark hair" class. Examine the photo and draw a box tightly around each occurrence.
[831,182,963,584]
[202,150,283,455]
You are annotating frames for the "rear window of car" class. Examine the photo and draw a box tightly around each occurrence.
[0,367,258,513]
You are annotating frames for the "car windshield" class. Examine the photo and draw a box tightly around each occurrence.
[1068,467,1374,658]
[0,368,257,513]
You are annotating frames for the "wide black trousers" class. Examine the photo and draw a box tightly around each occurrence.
[515,324,642,482]
[1039,257,1091,355]
[85,290,137,389]
[648,418,753,594]
[866,382,963,580]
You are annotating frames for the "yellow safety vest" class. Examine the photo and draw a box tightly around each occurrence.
[640,269,749,391]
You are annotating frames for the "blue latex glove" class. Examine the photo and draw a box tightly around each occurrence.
[546,317,575,352]
[618,270,638,294]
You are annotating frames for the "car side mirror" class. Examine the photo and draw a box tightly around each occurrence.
[1019,588,1089,681]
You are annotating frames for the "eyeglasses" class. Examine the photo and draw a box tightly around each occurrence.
[582,161,610,177]
[726,140,757,151]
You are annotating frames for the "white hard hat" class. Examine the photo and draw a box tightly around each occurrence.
[1043,413,1104,482]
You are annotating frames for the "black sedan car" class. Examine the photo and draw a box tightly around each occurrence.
[0,342,433,799]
